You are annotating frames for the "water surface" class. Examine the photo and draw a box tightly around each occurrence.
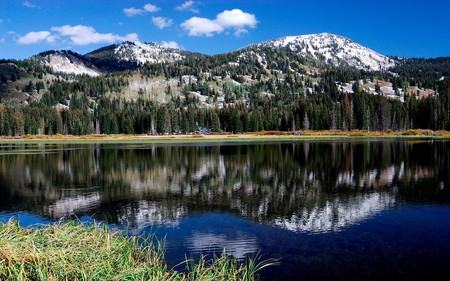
[1,140,450,280]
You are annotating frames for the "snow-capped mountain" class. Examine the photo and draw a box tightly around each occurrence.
[33,50,101,77]
[86,41,193,68]
[28,33,401,77]
[253,33,397,71]
[113,41,186,64]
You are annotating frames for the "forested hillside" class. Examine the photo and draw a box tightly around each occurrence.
[0,34,449,136]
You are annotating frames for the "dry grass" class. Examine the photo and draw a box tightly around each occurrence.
[435,131,450,137]
[1,130,449,143]
[252,131,293,136]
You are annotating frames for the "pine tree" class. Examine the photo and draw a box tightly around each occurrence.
[303,112,310,131]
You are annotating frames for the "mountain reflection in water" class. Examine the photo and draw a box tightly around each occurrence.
[275,192,395,233]
[1,141,449,234]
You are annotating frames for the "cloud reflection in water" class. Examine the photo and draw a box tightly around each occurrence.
[184,231,259,259]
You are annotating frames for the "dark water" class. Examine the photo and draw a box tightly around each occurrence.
[1,140,450,280]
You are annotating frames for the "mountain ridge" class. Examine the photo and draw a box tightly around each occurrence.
[251,32,397,71]
[85,41,200,72]
[24,32,449,78]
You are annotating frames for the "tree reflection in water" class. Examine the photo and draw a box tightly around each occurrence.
[0,140,449,234]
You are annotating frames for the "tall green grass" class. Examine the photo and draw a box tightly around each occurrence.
[0,220,277,281]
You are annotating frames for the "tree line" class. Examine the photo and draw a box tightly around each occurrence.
[2,53,450,136]
[1,78,449,136]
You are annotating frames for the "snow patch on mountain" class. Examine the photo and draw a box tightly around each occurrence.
[237,50,268,69]
[40,51,101,77]
[257,33,396,71]
[113,41,186,65]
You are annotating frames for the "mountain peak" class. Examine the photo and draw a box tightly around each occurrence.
[87,40,187,66]
[32,50,101,77]
[255,32,396,71]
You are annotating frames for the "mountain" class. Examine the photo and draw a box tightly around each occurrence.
[31,50,102,77]
[86,41,198,72]
[251,33,397,72]
[1,33,449,137]
[21,33,446,78]
[389,57,450,79]
[27,34,402,77]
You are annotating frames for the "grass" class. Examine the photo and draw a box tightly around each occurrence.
[0,220,276,281]
[1,130,450,144]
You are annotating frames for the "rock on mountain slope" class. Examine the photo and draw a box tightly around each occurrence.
[254,33,397,71]
[32,50,102,77]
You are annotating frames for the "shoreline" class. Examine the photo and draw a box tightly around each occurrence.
[0,130,449,143]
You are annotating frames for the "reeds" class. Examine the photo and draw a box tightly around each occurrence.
[0,220,275,281]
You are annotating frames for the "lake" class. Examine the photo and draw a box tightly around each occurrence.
[1,140,450,280]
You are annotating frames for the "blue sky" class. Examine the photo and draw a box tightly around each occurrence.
[0,0,449,59]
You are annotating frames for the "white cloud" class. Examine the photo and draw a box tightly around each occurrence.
[124,3,160,16]
[23,1,38,8]
[216,9,257,29]
[0,19,3,24]
[51,25,138,45]
[176,1,199,13]
[176,1,193,10]
[181,17,224,37]
[17,31,53,44]
[181,9,258,37]
[234,28,248,37]
[17,25,138,46]
[152,17,173,29]
[0,31,15,44]
[123,8,145,17]
[161,41,182,49]
[144,4,159,13]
